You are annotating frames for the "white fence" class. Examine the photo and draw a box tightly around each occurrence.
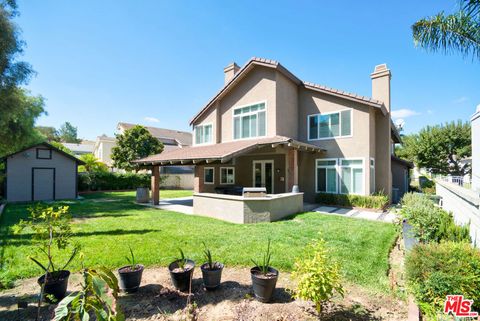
[435,175,472,189]
[161,173,194,190]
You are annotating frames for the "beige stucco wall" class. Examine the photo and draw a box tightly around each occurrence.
[94,139,116,166]
[275,72,299,139]
[6,146,78,202]
[391,160,409,202]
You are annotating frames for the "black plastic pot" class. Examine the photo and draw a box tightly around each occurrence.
[200,263,224,290]
[37,270,70,303]
[168,259,195,292]
[250,266,279,303]
[118,264,144,293]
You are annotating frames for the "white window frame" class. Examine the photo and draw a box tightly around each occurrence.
[370,158,375,194]
[220,167,235,185]
[338,158,365,195]
[232,100,267,141]
[194,123,213,146]
[204,167,215,184]
[307,109,353,141]
[315,158,338,194]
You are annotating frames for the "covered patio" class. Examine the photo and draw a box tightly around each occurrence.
[134,136,325,223]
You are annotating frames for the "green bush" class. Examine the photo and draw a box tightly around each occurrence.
[315,193,389,210]
[400,193,470,243]
[406,242,480,319]
[78,172,152,191]
[289,238,344,312]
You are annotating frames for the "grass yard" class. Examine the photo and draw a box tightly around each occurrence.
[0,191,397,293]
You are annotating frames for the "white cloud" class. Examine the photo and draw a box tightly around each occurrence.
[391,108,420,119]
[453,96,468,104]
[427,109,434,115]
[144,116,160,123]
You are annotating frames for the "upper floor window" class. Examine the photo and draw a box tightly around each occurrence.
[308,109,352,140]
[195,124,213,145]
[233,102,266,140]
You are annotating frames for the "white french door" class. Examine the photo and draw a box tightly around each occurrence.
[252,160,274,194]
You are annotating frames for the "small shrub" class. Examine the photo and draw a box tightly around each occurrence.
[315,193,389,210]
[289,238,344,312]
[399,193,470,243]
[405,242,480,319]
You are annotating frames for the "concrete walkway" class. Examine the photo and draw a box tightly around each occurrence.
[312,205,396,223]
[138,196,194,215]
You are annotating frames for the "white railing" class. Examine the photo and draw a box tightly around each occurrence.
[436,175,472,189]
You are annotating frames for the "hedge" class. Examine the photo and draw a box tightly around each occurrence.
[400,193,470,243]
[406,242,480,319]
[78,172,152,191]
[315,192,389,210]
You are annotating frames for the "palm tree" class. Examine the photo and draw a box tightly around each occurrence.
[412,0,480,60]
[79,154,108,172]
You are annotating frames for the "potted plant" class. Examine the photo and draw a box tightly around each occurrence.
[14,205,78,303]
[200,242,224,290]
[168,249,195,292]
[118,246,144,293]
[250,239,278,302]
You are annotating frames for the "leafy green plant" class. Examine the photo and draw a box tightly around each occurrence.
[176,248,188,270]
[289,238,344,312]
[202,242,214,270]
[315,192,389,210]
[13,205,79,278]
[251,239,273,275]
[399,193,470,243]
[405,242,480,319]
[54,266,125,321]
[125,246,139,271]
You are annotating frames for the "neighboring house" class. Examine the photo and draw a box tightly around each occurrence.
[1,142,85,202]
[93,135,116,167]
[136,57,410,203]
[62,141,95,157]
[117,122,192,148]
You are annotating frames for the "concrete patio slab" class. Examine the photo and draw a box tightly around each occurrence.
[312,205,396,223]
[138,196,193,215]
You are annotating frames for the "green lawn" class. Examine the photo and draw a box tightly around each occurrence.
[0,191,397,293]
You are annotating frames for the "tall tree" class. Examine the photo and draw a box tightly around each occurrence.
[0,0,46,155]
[36,126,59,142]
[395,121,471,176]
[111,125,163,172]
[58,122,81,143]
[412,0,480,60]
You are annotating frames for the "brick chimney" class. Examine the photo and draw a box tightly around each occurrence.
[370,64,391,112]
[224,62,240,84]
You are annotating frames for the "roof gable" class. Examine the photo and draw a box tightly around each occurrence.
[1,142,86,165]
[190,57,386,125]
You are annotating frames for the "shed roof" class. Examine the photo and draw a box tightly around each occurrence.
[0,142,86,165]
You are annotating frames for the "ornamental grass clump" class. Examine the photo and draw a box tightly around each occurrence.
[289,238,344,312]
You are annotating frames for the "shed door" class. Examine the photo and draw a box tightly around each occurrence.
[32,168,55,201]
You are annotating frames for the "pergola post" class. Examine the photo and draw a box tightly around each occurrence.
[151,165,160,205]
[287,149,299,192]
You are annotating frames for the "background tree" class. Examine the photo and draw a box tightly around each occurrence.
[78,154,108,173]
[0,1,46,155]
[395,121,471,176]
[111,125,163,172]
[58,122,81,143]
[36,126,59,142]
[412,0,480,60]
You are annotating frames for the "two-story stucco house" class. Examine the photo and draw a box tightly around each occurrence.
[135,58,407,204]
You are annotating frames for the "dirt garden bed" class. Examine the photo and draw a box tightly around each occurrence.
[0,265,407,321]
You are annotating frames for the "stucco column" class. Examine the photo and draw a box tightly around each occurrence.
[287,149,299,192]
[151,166,160,205]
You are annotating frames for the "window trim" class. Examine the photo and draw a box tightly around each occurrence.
[220,167,235,185]
[231,100,267,141]
[194,123,214,146]
[204,167,215,184]
[36,148,52,160]
[307,109,353,141]
[339,157,365,195]
[315,158,338,194]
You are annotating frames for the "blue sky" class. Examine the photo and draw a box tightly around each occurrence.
[16,0,480,140]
